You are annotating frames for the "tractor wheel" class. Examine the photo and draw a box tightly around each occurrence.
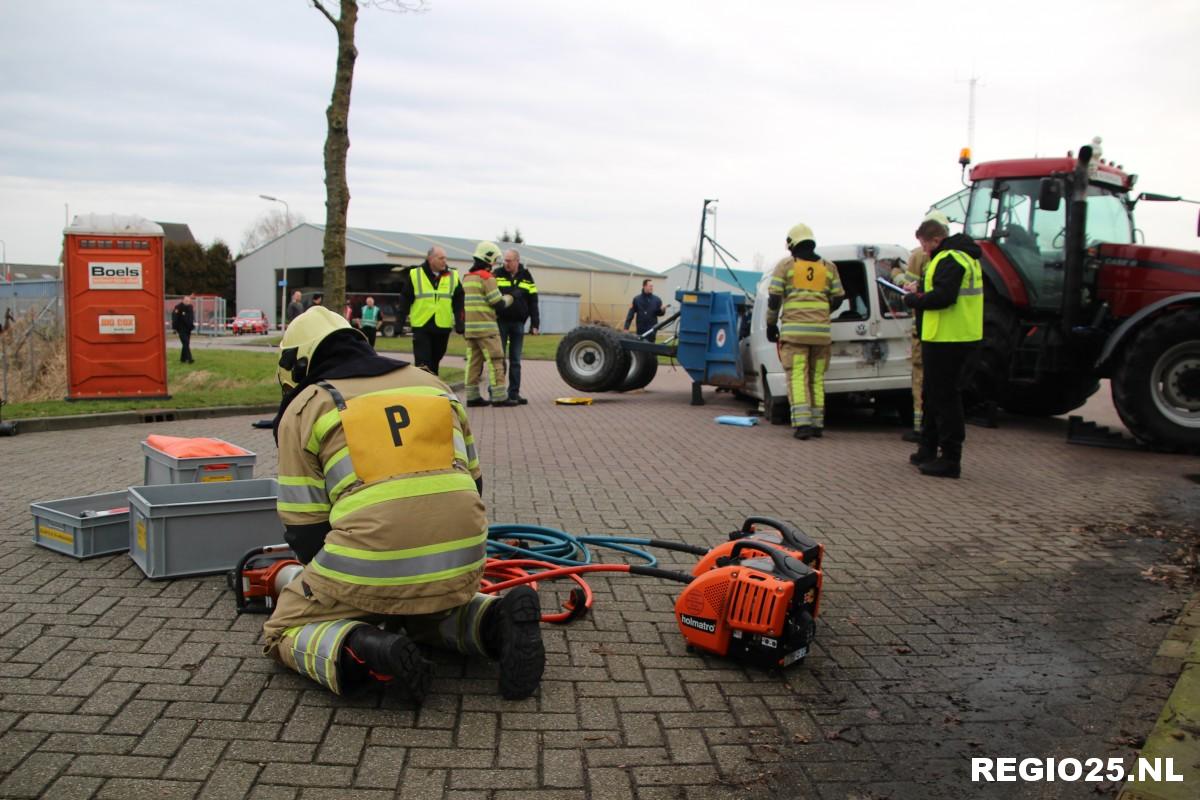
[963,286,1019,411]
[1111,308,1200,452]
[616,349,659,392]
[380,322,396,338]
[1002,374,1099,417]
[761,368,789,425]
[556,326,630,393]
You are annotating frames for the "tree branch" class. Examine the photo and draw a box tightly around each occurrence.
[311,0,338,26]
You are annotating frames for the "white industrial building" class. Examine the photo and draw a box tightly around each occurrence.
[236,225,660,332]
[658,262,767,299]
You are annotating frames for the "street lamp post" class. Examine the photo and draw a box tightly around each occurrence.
[259,195,290,329]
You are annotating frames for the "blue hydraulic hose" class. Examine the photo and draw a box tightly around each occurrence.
[486,524,662,568]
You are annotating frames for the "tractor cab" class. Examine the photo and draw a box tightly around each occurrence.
[963,158,1135,314]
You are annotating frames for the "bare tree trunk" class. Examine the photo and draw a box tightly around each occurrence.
[315,0,359,315]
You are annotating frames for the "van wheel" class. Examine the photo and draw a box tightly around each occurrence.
[762,369,788,425]
[381,323,396,338]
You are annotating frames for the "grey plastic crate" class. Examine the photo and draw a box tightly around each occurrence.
[30,491,131,559]
[142,439,256,485]
[128,479,284,579]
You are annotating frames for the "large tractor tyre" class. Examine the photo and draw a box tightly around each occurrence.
[963,289,1019,411]
[1002,374,1100,417]
[556,326,631,393]
[1111,308,1200,452]
[761,368,789,425]
[616,349,659,392]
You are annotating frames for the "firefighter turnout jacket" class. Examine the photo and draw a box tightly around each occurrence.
[462,266,512,338]
[275,369,485,615]
[767,255,846,345]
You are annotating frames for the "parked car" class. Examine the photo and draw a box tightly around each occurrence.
[231,308,269,335]
[740,244,915,423]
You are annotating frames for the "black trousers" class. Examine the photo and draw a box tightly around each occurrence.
[363,326,377,348]
[177,330,193,363]
[919,341,978,463]
[412,324,451,375]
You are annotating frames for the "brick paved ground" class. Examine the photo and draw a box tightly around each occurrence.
[1,358,1196,799]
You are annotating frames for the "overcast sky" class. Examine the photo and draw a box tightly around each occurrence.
[2,0,1198,273]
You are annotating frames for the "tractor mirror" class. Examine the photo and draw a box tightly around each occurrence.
[1038,179,1063,212]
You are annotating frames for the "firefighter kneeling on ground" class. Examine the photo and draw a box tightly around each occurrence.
[262,306,545,703]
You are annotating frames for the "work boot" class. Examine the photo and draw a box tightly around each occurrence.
[901,429,922,443]
[483,586,545,700]
[466,398,490,408]
[342,625,432,704]
[793,426,813,440]
[909,448,936,465]
[918,458,961,479]
[511,394,529,405]
[492,397,519,407]
[811,427,824,439]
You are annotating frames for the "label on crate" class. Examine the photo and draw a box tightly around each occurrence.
[98,315,137,335]
[136,520,147,551]
[200,474,233,483]
[88,262,143,290]
[38,525,74,546]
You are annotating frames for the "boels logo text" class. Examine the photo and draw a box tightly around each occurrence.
[88,262,143,290]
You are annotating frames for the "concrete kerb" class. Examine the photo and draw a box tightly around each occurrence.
[1119,591,1200,800]
[7,382,467,434]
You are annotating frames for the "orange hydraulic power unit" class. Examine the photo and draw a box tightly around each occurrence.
[63,214,169,399]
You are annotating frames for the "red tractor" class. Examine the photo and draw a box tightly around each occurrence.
[935,141,1200,451]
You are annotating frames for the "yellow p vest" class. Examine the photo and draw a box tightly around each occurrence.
[410,268,460,329]
[921,250,984,343]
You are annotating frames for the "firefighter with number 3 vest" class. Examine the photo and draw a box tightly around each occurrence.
[263,306,545,703]
[766,223,845,440]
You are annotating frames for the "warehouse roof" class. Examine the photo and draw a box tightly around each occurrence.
[322,225,657,277]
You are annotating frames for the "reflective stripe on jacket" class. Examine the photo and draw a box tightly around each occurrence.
[462,270,505,339]
[410,269,460,329]
[275,371,485,614]
[921,250,983,342]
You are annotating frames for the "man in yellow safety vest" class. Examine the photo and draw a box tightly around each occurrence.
[902,217,984,478]
[395,246,464,376]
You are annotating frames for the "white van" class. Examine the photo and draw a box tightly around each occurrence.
[739,244,915,423]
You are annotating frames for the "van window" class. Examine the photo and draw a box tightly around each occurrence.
[832,261,869,321]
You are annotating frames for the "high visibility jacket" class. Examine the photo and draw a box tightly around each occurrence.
[462,268,508,339]
[921,249,983,342]
[410,268,460,329]
[767,255,845,345]
[495,267,540,327]
[275,369,485,614]
[359,305,380,329]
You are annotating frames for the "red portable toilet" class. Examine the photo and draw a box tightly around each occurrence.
[63,214,169,399]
